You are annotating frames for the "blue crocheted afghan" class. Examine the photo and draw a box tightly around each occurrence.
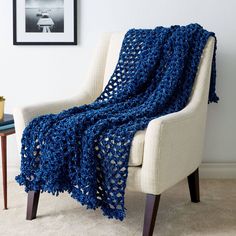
[16,24,218,220]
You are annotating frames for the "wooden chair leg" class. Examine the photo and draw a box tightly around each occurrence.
[26,191,40,220]
[143,194,161,236]
[1,136,8,210]
[187,168,200,203]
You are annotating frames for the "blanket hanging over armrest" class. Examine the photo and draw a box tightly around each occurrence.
[16,23,218,220]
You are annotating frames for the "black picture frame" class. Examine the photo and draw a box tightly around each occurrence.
[13,0,77,45]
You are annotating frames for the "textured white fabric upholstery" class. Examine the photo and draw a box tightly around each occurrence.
[14,33,215,195]
[14,33,110,151]
[103,33,124,88]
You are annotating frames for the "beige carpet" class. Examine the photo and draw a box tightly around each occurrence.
[0,180,236,236]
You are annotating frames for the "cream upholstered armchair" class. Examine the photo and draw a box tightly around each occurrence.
[14,33,215,236]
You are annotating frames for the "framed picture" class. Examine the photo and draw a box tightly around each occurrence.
[13,0,77,45]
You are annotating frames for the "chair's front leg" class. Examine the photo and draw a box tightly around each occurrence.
[187,168,200,203]
[143,194,161,236]
[26,191,40,220]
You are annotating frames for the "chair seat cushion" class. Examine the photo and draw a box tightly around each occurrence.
[128,130,145,166]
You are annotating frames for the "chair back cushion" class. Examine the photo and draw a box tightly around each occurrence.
[101,32,215,167]
[103,33,125,89]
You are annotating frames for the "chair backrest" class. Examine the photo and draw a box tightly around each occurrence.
[101,33,215,110]
[102,33,125,89]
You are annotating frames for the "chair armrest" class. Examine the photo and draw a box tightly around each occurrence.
[140,37,215,195]
[13,32,112,151]
[141,102,208,195]
[13,90,92,151]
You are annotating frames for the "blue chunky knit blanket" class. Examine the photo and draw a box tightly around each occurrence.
[16,24,218,220]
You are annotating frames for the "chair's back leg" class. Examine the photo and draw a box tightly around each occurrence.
[187,168,200,203]
[143,194,161,236]
[26,191,40,220]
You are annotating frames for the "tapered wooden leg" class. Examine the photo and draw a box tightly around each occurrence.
[26,191,40,220]
[143,194,161,236]
[1,136,7,210]
[187,168,200,203]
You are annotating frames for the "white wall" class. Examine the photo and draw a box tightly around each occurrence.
[0,0,235,173]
